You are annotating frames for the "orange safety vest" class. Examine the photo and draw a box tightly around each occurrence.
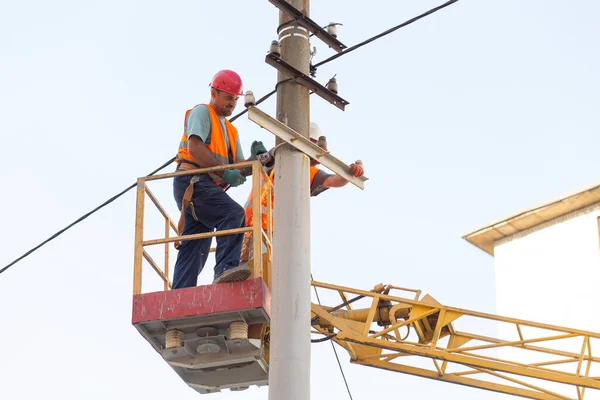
[172,104,239,250]
[176,104,238,186]
[244,166,320,231]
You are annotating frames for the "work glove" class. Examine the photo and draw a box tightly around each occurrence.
[223,169,247,187]
[349,161,364,177]
[250,141,268,158]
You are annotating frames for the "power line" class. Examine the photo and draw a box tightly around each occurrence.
[313,0,459,68]
[0,91,272,276]
[231,1,461,125]
[249,1,461,111]
[0,0,461,279]
[0,158,174,275]
[1,0,462,396]
[311,274,354,400]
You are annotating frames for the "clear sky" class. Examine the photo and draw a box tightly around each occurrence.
[1,0,599,399]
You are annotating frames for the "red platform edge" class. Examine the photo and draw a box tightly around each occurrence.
[132,278,271,324]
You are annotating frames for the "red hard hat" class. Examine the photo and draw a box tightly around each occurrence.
[209,70,244,96]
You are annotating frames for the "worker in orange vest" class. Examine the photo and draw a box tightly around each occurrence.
[240,122,364,271]
[173,70,267,289]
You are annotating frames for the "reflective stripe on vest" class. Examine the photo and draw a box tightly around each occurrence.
[244,166,320,231]
[175,104,238,184]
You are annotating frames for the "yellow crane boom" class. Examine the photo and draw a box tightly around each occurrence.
[132,163,600,398]
[310,281,600,400]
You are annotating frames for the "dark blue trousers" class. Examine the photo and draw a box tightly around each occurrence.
[172,174,246,289]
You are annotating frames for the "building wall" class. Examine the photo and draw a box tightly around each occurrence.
[493,204,600,397]
[494,203,600,331]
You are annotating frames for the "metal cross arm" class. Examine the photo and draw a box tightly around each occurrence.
[247,106,368,190]
[265,53,349,111]
[268,0,346,53]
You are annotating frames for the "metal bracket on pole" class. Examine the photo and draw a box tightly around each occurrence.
[248,106,368,190]
[265,53,349,111]
[268,0,347,53]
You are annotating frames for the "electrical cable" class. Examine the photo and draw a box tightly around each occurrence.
[0,158,174,275]
[311,334,336,343]
[311,273,354,400]
[0,88,277,276]
[0,0,461,284]
[2,2,461,396]
[313,0,459,68]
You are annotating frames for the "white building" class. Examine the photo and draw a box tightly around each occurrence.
[464,182,600,331]
[463,182,600,398]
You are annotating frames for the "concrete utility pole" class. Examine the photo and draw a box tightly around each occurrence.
[269,1,311,399]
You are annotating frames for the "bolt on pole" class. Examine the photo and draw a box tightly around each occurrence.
[269,0,312,399]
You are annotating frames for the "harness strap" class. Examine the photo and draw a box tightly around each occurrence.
[174,175,199,250]
[173,161,231,250]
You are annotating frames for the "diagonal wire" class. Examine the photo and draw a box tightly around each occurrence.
[0,89,277,276]
[1,1,461,394]
[0,158,174,275]
[0,0,461,280]
[311,273,354,400]
[313,0,459,68]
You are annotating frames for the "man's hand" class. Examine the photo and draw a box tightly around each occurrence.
[250,141,267,158]
[321,160,365,189]
[349,161,364,177]
[223,170,247,187]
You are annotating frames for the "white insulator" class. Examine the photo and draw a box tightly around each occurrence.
[326,77,338,94]
[326,78,338,93]
[317,136,328,149]
[165,329,184,349]
[228,321,249,341]
[269,40,281,57]
[244,90,256,108]
[327,23,338,38]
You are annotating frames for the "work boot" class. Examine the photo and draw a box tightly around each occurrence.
[213,265,251,284]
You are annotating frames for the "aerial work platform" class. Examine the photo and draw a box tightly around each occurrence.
[130,159,600,400]
[131,161,274,393]
[133,279,271,393]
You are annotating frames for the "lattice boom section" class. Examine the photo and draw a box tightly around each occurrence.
[310,281,600,400]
